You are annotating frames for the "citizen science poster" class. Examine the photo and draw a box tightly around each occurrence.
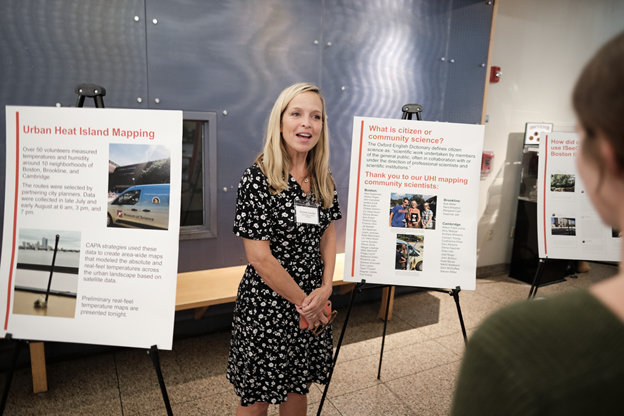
[537,132,620,262]
[344,117,484,290]
[1,106,182,349]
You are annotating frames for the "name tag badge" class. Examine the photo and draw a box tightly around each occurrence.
[295,203,319,225]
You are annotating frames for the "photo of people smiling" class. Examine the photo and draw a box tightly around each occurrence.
[389,192,437,230]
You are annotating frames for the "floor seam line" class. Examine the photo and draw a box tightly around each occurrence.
[113,352,125,416]
[382,377,416,414]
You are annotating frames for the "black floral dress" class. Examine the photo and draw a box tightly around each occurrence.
[227,164,342,406]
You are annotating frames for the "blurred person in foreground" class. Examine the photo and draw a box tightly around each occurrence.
[452,30,624,415]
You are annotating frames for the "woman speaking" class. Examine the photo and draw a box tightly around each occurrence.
[227,83,341,416]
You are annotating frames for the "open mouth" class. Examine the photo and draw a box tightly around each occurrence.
[296,133,312,139]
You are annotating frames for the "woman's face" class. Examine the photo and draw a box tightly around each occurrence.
[280,91,323,160]
[411,201,417,209]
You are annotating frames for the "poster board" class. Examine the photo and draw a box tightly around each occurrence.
[537,132,620,261]
[524,122,553,146]
[344,117,484,290]
[1,106,182,349]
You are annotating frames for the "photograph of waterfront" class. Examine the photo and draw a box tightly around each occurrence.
[13,229,81,318]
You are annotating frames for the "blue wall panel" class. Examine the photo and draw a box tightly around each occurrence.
[0,0,493,272]
[320,0,456,253]
[0,1,149,262]
[443,0,493,123]
[143,0,325,270]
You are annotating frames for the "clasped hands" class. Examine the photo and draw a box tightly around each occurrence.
[296,286,332,330]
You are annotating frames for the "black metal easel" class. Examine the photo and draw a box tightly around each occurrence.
[527,257,547,299]
[1,84,174,416]
[75,83,106,108]
[317,280,366,416]
[2,239,60,414]
[316,104,469,415]
[1,236,60,414]
[401,104,423,120]
[0,335,27,416]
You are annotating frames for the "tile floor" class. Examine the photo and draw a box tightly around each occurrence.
[1,262,617,415]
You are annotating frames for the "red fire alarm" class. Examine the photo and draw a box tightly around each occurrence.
[490,66,502,82]
[481,151,494,179]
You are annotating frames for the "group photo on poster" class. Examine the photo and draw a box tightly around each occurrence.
[389,192,437,229]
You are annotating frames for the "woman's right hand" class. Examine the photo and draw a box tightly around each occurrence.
[296,296,330,329]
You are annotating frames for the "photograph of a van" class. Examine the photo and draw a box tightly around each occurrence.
[107,184,170,230]
[108,143,171,230]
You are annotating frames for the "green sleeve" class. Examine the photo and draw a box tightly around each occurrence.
[452,291,624,415]
[450,312,539,416]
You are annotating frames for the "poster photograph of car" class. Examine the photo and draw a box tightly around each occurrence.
[395,234,424,272]
[12,229,81,319]
[107,144,171,230]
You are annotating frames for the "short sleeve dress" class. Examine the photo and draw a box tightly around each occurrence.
[227,163,342,406]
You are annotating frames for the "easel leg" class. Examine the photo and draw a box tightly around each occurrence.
[528,259,546,300]
[317,280,365,416]
[377,285,392,379]
[450,287,468,344]
[378,286,395,321]
[147,345,173,416]
[29,342,47,393]
[1,338,25,416]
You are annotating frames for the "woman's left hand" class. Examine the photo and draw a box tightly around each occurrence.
[301,285,332,326]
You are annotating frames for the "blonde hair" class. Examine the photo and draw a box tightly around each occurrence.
[255,82,335,209]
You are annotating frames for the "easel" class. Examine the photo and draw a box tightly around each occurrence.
[0,335,27,415]
[527,256,575,300]
[527,257,547,299]
[1,84,174,416]
[317,104,468,415]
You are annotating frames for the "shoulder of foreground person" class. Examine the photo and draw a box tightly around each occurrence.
[451,290,624,416]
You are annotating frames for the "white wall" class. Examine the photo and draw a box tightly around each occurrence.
[476,0,624,267]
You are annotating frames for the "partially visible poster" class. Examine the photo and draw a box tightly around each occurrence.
[537,132,620,261]
[344,117,484,290]
[1,106,182,349]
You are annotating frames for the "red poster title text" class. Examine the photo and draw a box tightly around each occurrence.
[368,124,444,144]
[23,125,155,140]
[363,171,469,189]
[550,138,579,157]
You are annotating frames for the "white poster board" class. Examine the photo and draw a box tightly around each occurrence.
[524,122,553,145]
[344,117,484,290]
[1,106,182,349]
[537,132,620,261]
